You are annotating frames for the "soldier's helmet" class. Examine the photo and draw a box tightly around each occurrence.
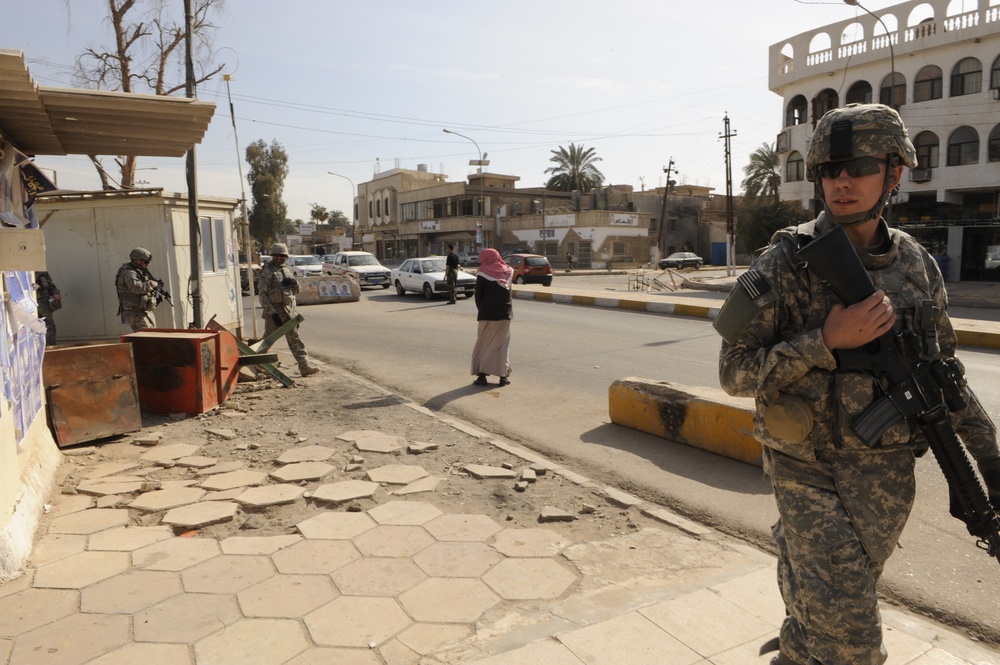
[269,243,289,257]
[129,247,152,262]
[806,103,917,182]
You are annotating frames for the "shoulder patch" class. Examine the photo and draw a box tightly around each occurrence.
[714,268,776,344]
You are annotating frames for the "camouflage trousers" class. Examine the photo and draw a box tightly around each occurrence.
[40,314,56,346]
[122,308,151,332]
[263,312,310,368]
[765,447,915,665]
[447,271,458,302]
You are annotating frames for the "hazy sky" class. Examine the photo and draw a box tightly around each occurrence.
[7,0,900,222]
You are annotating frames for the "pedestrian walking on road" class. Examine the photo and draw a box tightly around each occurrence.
[445,244,460,304]
[471,248,513,387]
[717,103,1000,665]
[258,243,319,377]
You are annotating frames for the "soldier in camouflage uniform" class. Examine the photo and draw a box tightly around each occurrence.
[717,104,1000,665]
[116,247,161,332]
[257,243,319,377]
[34,271,61,346]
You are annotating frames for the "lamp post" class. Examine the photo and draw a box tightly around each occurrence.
[443,129,489,250]
[327,171,357,250]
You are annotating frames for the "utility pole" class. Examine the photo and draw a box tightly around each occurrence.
[656,157,676,259]
[184,0,202,327]
[720,115,737,277]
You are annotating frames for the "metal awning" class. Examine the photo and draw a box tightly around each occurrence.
[0,48,215,157]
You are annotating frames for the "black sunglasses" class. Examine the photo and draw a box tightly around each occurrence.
[816,157,889,180]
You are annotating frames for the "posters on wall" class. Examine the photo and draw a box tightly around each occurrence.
[2,271,45,444]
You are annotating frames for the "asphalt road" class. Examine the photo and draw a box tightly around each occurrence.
[282,275,1000,642]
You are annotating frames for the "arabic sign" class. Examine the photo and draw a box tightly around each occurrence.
[610,213,639,226]
[544,214,575,228]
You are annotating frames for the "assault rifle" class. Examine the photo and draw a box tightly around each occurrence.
[796,226,1000,563]
[139,267,173,307]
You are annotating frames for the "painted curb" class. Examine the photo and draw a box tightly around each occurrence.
[608,377,762,467]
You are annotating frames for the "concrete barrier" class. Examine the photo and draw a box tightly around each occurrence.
[296,275,361,305]
[608,377,762,467]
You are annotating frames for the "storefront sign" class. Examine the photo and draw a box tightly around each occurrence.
[545,214,575,228]
[419,221,440,232]
[610,213,639,226]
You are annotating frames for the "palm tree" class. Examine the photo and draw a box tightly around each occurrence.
[544,143,605,191]
[741,143,781,202]
[309,203,330,224]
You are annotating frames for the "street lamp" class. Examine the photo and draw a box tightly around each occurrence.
[442,129,490,250]
[327,171,357,250]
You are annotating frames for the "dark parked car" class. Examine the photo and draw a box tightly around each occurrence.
[658,252,703,270]
[504,253,553,286]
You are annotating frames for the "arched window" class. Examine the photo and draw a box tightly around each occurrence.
[375,198,381,218]
[914,131,940,169]
[989,125,1000,162]
[914,65,943,101]
[846,81,873,104]
[785,95,809,127]
[785,95,807,127]
[947,126,979,165]
[812,89,838,125]
[368,199,373,219]
[383,196,390,220]
[786,151,805,182]
[991,54,1000,90]
[879,72,906,107]
[951,57,982,96]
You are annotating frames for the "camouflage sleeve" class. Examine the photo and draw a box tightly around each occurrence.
[121,267,154,296]
[257,266,274,311]
[719,245,838,399]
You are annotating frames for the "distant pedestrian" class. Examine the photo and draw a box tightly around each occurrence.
[566,252,575,271]
[34,271,61,346]
[258,243,319,377]
[116,247,164,332]
[445,244,460,304]
[471,248,513,387]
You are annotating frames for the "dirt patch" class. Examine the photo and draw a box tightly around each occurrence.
[52,367,674,544]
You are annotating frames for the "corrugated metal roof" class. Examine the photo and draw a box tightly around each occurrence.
[0,49,215,157]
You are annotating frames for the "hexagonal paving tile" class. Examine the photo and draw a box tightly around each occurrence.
[367,500,443,526]
[161,501,239,529]
[482,558,577,600]
[271,540,361,574]
[337,430,406,453]
[304,596,412,648]
[396,623,472,657]
[352,526,435,558]
[28,533,87,567]
[7,613,129,665]
[412,541,502,578]
[0,588,78,636]
[491,528,572,557]
[128,487,207,512]
[331,558,426,597]
[238,574,338,618]
[87,526,174,551]
[84,642,192,664]
[220,535,302,555]
[80,570,183,614]
[269,462,334,483]
[423,514,502,542]
[276,445,335,464]
[398,578,500,623]
[311,480,379,505]
[296,511,376,539]
[49,509,130,535]
[198,470,267,492]
[234,484,304,507]
[194,618,308,665]
[181,555,275,594]
[82,461,144,480]
[366,464,428,485]
[132,593,240,643]
[139,443,201,463]
[133,537,221,571]
[33,551,132,589]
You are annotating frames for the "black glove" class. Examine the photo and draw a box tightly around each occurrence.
[980,456,1000,512]
[271,313,284,328]
[281,277,297,287]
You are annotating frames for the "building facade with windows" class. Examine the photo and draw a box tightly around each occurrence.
[770,0,1000,282]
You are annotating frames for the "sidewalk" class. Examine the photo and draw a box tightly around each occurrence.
[2,361,998,664]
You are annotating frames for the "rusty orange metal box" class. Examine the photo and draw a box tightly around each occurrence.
[123,330,220,415]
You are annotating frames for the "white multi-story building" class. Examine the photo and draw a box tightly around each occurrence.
[770,0,1000,282]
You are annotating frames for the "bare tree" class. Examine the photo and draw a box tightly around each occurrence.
[74,0,226,188]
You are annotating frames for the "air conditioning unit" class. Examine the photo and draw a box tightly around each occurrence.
[776,130,790,153]
[910,168,932,183]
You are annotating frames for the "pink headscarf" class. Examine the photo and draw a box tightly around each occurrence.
[478,248,513,289]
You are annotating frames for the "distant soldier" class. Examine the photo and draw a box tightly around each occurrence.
[34,271,61,345]
[258,243,319,377]
[116,247,167,332]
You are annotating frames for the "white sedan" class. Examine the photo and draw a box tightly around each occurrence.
[392,257,475,300]
[288,254,324,277]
